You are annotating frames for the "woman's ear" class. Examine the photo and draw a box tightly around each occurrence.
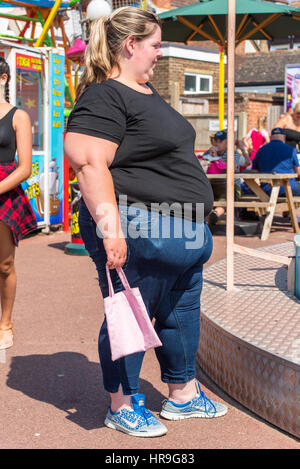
[124,35,136,57]
[0,73,8,85]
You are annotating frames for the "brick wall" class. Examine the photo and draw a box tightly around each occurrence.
[203,92,283,135]
[150,57,170,99]
[207,93,248,115]
[246,99,270,131]
[152,0,171,9]
[189,41,219,50]
[150,56,220,102]
[235,42,246,55]
[153,0,196,8]
[170,0,199,7]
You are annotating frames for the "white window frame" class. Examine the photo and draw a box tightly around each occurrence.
[184,73,213,94]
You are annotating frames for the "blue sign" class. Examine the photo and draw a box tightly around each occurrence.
[22,153,49,223]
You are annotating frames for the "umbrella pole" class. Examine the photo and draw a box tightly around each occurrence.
[226,0,236,290]
[219,46,224,130]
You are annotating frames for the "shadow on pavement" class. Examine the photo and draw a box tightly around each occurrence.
[48,242,69,251]
[6,352,165,430]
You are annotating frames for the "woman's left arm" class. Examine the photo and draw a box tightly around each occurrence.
[0,109,32,195]
[236,140,251,167]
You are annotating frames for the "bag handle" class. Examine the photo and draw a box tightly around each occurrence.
[106,265,131,297]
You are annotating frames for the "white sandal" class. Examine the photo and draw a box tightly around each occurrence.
[0,324,14,350]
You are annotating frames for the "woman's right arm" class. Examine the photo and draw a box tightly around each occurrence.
[64,132,127,269]
[274,113,292,129]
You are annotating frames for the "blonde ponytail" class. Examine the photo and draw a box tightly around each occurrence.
[76,6,161,100]
[76,16,111,100]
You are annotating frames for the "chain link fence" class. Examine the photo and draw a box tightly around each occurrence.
[111,0,146,9]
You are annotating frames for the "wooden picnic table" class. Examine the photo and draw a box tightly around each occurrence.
[206,172,300,240]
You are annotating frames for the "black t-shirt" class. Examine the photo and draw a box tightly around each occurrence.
[67,79,213,220]
[0,107,17,163]
[285,128,300,149]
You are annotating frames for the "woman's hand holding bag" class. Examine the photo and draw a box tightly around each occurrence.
[104,266,162,361]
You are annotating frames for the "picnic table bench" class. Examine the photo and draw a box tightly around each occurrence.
[207,173,300,240]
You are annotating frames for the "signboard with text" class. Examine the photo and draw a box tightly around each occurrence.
[16,53,44,72]
[17,51,45,224]
[17,48,65,226]
[22,153,58,224]
[285,64,300,114]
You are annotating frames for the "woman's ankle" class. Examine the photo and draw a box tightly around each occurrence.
[167,379,197,404]
[110,402,133,413]
[0,320,13,330]
[110,385,133,413]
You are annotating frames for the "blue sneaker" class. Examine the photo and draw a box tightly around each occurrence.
[160,380,228,420]
[104,394,167,437]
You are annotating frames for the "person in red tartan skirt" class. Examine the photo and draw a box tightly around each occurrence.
[0,57,37,349]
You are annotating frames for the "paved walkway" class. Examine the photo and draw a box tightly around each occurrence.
[1,217,300,449]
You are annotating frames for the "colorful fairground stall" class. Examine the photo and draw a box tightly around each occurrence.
[0,0,83,235]
[0,0,150,247]
[0,42,65,229]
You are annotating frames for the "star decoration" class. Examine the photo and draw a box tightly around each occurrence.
[26,98,35,109]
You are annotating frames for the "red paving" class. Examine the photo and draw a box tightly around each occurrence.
[1,216,300,449]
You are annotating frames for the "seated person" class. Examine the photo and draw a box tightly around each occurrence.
[243,116,270,163]
[273,101,300,151]
[235,139,251,171]
[203,130,250,225]
[242,127,300,196]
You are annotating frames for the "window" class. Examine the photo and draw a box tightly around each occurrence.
[270,44,288,51]
[184,73,212,94]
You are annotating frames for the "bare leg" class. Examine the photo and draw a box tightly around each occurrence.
[110,384,133,412]
[0,221,16,330]
[167,379,197,404]
[109,380,198,411]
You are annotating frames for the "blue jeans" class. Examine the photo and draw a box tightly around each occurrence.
[78,200,213,395]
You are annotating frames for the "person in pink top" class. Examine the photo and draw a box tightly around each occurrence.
[244,116,270,162]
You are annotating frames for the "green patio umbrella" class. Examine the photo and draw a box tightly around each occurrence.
[159,0,300,48]
[159,0,300,290]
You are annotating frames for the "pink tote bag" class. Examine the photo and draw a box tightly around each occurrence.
[104,266,162,361]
